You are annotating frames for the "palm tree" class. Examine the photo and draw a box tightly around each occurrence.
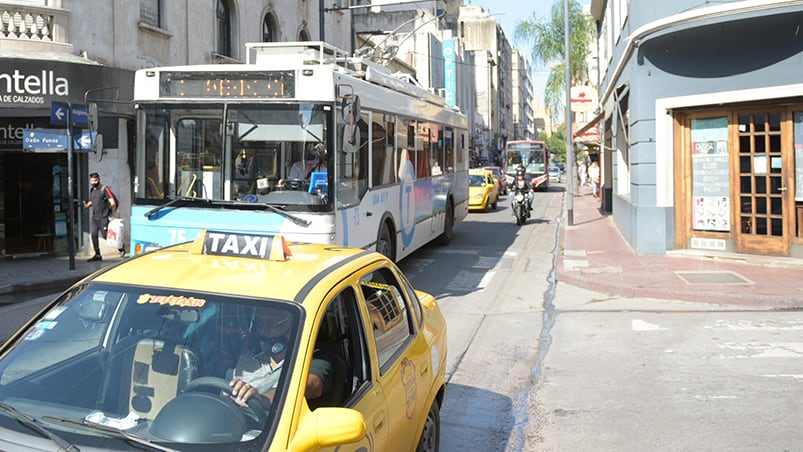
[514,0,595,121]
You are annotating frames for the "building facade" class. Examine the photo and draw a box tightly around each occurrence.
[458,5,513,165]
[512,48,535,141]
[591,0,803,258]
[0,0,350,257]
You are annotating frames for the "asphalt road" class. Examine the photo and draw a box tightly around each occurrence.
[403,185,803,451]
[2,184,802,451]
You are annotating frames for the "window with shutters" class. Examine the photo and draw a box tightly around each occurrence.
[140,0,161,28]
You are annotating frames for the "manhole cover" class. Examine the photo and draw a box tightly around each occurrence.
[473,256,500,269]
[675,271,753,285]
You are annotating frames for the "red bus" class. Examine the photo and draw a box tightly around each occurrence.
[503,140,549,191]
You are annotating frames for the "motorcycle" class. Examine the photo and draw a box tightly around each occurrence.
[511,187,530,226]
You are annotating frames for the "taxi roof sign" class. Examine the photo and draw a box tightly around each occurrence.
[191,230,291,261]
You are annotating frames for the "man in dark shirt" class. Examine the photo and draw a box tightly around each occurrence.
[82,172,116,262]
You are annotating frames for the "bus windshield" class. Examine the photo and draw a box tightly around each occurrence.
[136,103,332,211]
[506,142,546,175]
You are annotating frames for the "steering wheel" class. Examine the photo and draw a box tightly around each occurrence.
[184,376,268,426]
[284,179,306,191]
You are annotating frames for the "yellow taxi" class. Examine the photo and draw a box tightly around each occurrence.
[0,231,447,451]
[468,168,499,211]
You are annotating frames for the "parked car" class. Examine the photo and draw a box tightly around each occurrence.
[469,168,499,211]
[483,165,507,194]
[548,166,562,182]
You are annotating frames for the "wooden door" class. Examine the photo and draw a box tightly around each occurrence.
[735,110,790,255]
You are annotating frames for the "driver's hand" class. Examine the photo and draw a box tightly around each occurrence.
[229,378,263,408]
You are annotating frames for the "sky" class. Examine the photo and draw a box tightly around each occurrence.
[468,0,591,109]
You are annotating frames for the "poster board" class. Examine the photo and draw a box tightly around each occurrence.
[691,117,730,231]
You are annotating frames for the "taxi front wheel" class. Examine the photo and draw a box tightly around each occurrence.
[183,376,268,426]
[416,401,440,452]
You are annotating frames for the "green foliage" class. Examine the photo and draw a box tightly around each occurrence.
[543,126,567,164]
[514,0,595,121]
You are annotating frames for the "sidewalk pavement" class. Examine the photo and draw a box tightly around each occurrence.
[558,183,803,309]
[2,186,803,308]
[0,246,126,296]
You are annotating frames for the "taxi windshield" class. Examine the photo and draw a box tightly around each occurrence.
[0,283,300,450]
[469,174,486,186]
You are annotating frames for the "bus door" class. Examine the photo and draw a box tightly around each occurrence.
[335,95,373,250]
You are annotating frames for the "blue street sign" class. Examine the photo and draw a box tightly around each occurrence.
[23,129,67,151]
[22,129,96,152]
[74,130,96,150]
[50,101,68,127]
[71,103,88,128]
[50,101,89,128]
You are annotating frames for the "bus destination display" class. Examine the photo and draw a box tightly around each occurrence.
[159,71,295,98]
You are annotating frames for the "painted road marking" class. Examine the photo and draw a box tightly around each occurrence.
[704,319,803,331]
[712,342,803,358]
[631,319,667,331]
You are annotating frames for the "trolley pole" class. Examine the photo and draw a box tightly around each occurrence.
[565,0,574,226]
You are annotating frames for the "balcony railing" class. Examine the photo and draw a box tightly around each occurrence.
[0,3,69,50]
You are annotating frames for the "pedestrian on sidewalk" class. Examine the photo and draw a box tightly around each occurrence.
[82,172,116,262]
[578,161,588,187]
[588,161,600,198]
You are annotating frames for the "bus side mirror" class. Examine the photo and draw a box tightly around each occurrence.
[339,95,361,154]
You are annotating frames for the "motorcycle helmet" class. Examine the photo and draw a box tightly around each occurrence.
[515,165,526,177]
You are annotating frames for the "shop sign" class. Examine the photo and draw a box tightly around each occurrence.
[0,118,49,149]
[0,59,133,113]
[572,121,600,142]
[0,69,68,106]
[570,86,598,113]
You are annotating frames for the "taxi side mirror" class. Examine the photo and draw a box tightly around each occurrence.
[289,407,366,450]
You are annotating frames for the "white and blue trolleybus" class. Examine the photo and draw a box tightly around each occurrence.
[131,42,469,261]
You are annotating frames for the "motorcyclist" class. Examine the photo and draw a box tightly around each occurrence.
[511,165,533,217]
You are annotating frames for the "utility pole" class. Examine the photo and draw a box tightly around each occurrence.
[564,0,574,226]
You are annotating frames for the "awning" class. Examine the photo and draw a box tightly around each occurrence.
[573,111,604,142]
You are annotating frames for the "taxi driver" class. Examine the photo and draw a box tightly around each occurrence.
[228,310,332,409]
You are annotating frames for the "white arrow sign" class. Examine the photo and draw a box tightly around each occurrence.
[54,107,65,121]
[77,134,92,149]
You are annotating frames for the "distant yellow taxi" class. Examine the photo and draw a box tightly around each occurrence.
[468,168,499,211]
[0,231,447,451]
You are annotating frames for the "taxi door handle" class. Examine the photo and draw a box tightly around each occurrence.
[373,411,385,430]
[366,211,373,216]
[419,363,428,376]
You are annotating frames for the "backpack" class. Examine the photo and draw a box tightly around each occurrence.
[103,185,117,215]
[103,185,114,201]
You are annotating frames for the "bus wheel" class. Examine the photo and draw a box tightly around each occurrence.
[437,201,454,246]
[377,223,395,261]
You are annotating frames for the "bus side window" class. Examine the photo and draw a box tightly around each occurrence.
[371,114,393,187]
[444,127,455,173]
[416,122,431,178]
